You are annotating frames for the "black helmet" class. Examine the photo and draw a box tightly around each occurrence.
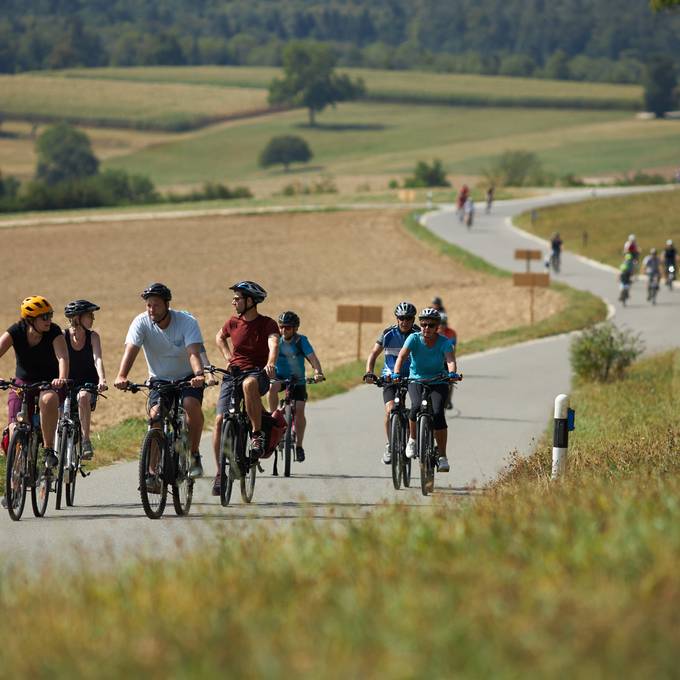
[141,283,172,302]
[278,311,300,327]
[431,296,443,307]
[394,301,416,318]
[419,307,441,322]
[230,280,267,304]
[64,299,100,318]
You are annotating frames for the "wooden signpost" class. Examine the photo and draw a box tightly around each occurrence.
[337,304,383,361]
[513,249,549,324]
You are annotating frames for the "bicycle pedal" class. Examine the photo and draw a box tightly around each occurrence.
[79,467,90,478]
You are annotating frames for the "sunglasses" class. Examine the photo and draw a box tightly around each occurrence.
[420,322,438,329]
[39,312,54,321]
[397,316,415,322]
[280,325,295,330]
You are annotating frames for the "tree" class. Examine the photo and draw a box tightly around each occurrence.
[259,135,312,171]
[404,159,450,187]
[268,41,365,125]
[35,122,99,185]
[643,57,678,118]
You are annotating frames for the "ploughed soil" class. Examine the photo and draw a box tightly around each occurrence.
[0,210,564,430]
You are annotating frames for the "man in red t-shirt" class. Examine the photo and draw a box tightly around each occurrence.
[211,281,279,495]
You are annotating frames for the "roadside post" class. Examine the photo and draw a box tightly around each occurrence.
[513,249,549,324]
[426,191,433,210]
[337,305,383,361]
[551,394,575,479]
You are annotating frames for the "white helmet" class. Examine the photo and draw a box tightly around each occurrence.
[628,234,636,241]
[667,239,673,247]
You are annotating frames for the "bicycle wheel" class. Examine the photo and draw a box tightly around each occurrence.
[138,429,167,519]
[31,435,50,518]
[418,416,435,496]
[5,431,28,521]
[54,426,68,510]
[65,429,80,507]
[284,403,294,478]
[389,412,402,490]
[219,419,236,507]
[172,425,193,516]
[240,430,257,503]
[401,417,412,488]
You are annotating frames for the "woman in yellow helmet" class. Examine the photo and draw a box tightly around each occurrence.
[0,296,69,504]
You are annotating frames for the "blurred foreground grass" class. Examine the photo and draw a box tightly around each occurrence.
[1,351,679,676]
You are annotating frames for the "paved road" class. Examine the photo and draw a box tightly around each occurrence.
[2,187,678,566]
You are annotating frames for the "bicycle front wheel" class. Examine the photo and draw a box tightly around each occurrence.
[55,426,68,510]
[31,435,50,518]
[5,431,28,521]
[65,430,81,507]
[240,430,257,503]
[418,416,435,496]
[172,451,194,517]
[283,403,294,478]
[401,417,412,488]
[219,419,236,507]
[389,412,402,490]
[138,429,167,519]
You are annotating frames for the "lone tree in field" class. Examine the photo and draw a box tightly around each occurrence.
[643,57,678,118]
[259,135,312,172]
[268,42,365,126]
[36,122,99,185]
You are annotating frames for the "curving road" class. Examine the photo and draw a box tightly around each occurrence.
[2,187,678,567]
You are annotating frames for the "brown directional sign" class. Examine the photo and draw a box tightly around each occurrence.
[336,305,383,324]
[514,249,543,260]
[513,273,550,287]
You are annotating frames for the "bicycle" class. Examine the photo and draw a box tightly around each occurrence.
[271,376,319,478]
[666,264,676,291]
[647,273,660,305]
[54,382,100,510]
[370,376,412,490]
[0,379,54,520]
[123,379,194,519]
[402,374,462,497]
[205,366,262,506]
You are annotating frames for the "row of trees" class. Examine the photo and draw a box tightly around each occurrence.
[1,1,679,84]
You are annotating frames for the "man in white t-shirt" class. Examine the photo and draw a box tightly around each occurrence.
[114,283,207,481]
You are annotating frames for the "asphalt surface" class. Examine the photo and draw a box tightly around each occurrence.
[2,187,678,566]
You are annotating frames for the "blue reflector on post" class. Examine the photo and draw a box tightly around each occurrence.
[567,408,575,432]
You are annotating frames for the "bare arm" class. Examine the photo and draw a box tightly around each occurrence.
[90,331,108,389]
[186,343,206,388]
[52,334,69,386]
[365,343,383,375]
[393,346,411,376]
[0,331,13,360]
[305,351,324,379]
[115,343,141,389]
[215,329,232,366]
[444,348,457,374]
[264,334,279,378]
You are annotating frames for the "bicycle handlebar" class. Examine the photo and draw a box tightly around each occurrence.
[271,376,322,386]
[122,378,194,394]
[365,373,463,387]
[0,379,57,392]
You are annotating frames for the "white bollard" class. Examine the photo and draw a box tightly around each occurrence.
[551,394,570,479]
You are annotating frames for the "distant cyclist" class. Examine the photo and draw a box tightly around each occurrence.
[549,232,563,273]
[623,233,640,267]
[114,283,207,486]
[619,253,635,302]
[393,307,457,473]
[63,299,108,460]
[642,248,661,301]
[267,311,325,463]
[438,313,457,410]
[431,296,446,314]
[364,301,419,464]
[663,239,677,284]
[485,185,495,214]
[212,281,279,496]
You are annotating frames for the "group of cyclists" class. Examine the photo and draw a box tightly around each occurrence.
[619,234,677,304]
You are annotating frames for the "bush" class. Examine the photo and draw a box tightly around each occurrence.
[484,150,551,187]
[403,159,450,188]
[615,171,667,186]
[259,135,312,171]
[570,322,644,382]
[166,182,252,202]
[279,175,337,196]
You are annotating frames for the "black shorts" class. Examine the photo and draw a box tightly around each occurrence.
[278,383,308,402]
[407,382,449,430]
[148,378,204,413]
[217,370,269,415]
[382,384,398,404]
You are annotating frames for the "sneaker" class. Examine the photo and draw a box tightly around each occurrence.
[189,453,204,479]
[382,443,391,465]
[406,439,417,459]
[81,438,94,460]
[250,431,265,459]
[211,475,221,497]
[445,401,453,410]
[295,446,305,462]
[145,474,162,494]
[0,496,6,509]
[43,447,58,469]
[437,456,450,473]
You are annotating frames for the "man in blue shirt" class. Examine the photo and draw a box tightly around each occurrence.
[267,311,324,462]
[363,301,419,464]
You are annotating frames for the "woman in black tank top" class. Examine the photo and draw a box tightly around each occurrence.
[64,300,108,459]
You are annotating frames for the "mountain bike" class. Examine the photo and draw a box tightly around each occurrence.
[124,379,194,519]
[205,366,262,506]
[619,272,632,306]
[666,264,675,291]
[54,382,99,510]
[549,251,561,274]
[271,376,318,478]
[0,379,54,520]
[404,374,462,497]
[647,273,660,305]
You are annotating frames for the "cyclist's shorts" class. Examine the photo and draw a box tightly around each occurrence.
[382,384,399,404]
[407,382,449,430]
[217,370,269,415]
[75,387,98,412]
[278,383,307,402]
[148,377,204,413]
[7,378,65,424]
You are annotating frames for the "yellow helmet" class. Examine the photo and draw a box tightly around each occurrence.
[21,296,53,319]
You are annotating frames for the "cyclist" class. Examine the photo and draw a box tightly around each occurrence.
[619,253,635,300]
[642,248,662,301]
[438,313,457,410]
[463,196,475,226]
[624,233,640,267]
[363,301,419,464]
[212,281,279,495]
[392,307,457,473]
[63,299,108,460]
[485,185,495,214]
[431,296,446,314]
[0,296,69,505]
[663,239,677,283]
[114,283,206,486]
[267,311,325,463]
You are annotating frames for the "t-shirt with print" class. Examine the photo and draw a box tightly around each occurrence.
[403,332,453,382]
[275,334,314,381]
[125,310,203,381]
[376,324,420,377]
[8,320,62,381]
[221,314,279,371]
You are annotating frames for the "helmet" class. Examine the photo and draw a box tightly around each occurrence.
[394,301,416,318]
[21,296,53,319]
[667,239,673,247]
[141,283,172,301]
[439,312,448,324]
[628,234,636,241]
[278,311,300,327]
[230,280,267,304]
[651,248,657,255]
[431,296,443,307]
[64,299,100,318]
[418,307,441,322]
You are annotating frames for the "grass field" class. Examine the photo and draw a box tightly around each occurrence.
[1,349,677,676]
[515,189,680,266]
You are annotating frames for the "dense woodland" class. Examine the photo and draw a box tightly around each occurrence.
[1,0,679,83]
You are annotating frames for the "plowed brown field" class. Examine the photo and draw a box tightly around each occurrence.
[0,210,564,430]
